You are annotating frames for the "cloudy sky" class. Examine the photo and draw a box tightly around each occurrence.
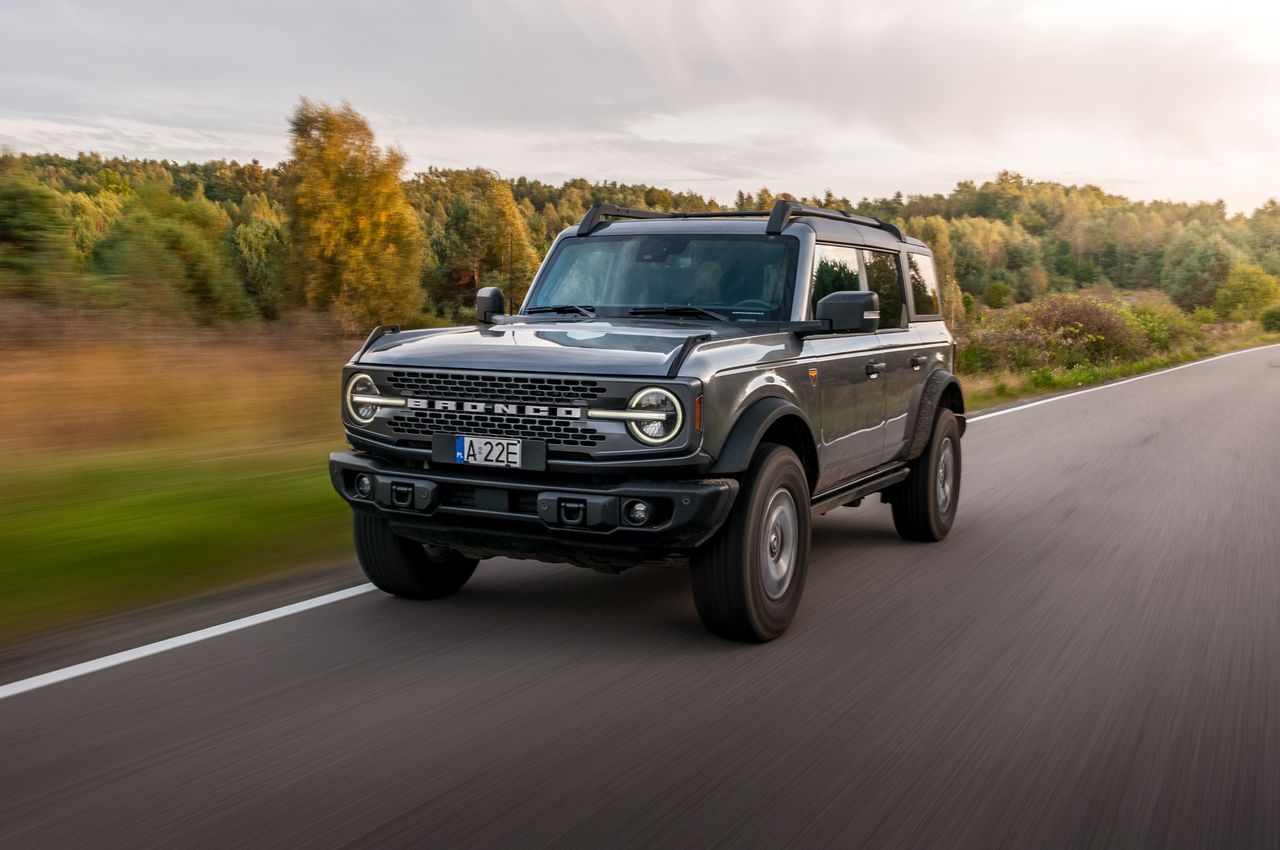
[2,0,1277,211]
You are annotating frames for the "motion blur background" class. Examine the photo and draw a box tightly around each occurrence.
[2,0,1279,641]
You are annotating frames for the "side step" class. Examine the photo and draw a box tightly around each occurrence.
[809,464,910,516]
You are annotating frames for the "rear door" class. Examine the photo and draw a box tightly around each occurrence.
[862,248,916,463]
[802,244,885,490]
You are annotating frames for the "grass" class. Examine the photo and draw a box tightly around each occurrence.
[0,445,350,642]
[959,325,1280,411]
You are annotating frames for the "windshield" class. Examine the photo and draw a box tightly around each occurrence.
[525,234,799,321]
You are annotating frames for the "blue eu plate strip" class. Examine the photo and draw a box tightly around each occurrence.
[454,435,465,463]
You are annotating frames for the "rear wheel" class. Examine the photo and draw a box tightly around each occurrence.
[890,408,961,542]
[691,443,811,642]
[353,513,479,599]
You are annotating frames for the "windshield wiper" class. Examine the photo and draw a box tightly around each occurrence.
[628,305,730,322]
[525,304,596,317]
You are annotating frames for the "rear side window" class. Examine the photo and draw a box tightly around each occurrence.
[908,254,941,316]
[862,250,904,330]
[811,244,862,315]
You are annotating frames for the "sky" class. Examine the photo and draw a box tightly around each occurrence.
[1,0,1278,212]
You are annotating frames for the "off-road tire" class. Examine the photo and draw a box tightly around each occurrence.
[691,443,811,642]
[891,409,961,542]
[353,513,479,599]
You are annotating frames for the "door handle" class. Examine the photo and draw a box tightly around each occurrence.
[910,355,928,370]
[866,361,887,379]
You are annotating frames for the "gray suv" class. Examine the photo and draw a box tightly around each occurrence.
[330,200,965,641]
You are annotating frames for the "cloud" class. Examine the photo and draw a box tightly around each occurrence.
[1,0,1277,209]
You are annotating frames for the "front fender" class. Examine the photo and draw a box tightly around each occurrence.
[709,396,814,476]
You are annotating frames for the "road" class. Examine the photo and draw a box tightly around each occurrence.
[2,346,1280,849]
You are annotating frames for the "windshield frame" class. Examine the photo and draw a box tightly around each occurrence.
[521,231,803,323]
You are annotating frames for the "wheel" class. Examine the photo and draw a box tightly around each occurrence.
[890,408,961,542]
[691,443,811,642]
[353,513,479,599]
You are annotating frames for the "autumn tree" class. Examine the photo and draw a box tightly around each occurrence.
[285,99,425,332]
[1214,264,1279,320]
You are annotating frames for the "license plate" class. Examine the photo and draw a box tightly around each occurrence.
[454,435,522,468]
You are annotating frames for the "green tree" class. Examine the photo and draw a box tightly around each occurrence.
[92,188,253,321]
[230,194,288,319]
[1214,264,1279,321]
[0,175,77,301]
[1161,226,1239,310]
[285,99,425,332]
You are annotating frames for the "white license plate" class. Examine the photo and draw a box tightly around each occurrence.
[454,435,522,468]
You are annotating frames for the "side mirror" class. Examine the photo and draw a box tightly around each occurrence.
[475,286,506,324]
[815,290,879,333]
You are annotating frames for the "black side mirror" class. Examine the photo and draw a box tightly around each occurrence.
[815,290,879,333]
[475,286,506,324]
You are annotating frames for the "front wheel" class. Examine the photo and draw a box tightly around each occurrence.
[353,513,479,599]
[890,408,961,542]
[691,443,811,642]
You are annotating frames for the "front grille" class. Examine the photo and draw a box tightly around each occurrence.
[379,369,610,449]
[388,410,605,447]
[385,371,607,404]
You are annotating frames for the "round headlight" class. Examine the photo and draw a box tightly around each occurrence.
[345,373,380,425]
[627,387,683,445]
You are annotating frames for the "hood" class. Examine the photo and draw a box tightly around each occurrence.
[357,320,756,377]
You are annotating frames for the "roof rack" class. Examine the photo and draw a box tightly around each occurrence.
[576,200,904,242]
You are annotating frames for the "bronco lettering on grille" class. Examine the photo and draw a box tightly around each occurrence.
[405,398,582,419]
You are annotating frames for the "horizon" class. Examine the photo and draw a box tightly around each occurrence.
[3,0,1278,214]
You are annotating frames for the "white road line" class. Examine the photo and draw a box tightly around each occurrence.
[3,342,1278,701]
[0,583,377,701]
[967,343,1280,424]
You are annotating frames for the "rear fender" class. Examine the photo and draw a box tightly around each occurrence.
[904,370,965,460]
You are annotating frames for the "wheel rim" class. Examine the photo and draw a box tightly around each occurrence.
[760,487,799,601]
[936,437,955,515]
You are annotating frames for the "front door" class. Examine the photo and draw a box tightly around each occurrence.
[805,244,886,491]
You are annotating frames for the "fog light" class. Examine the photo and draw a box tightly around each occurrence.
[624,499,652,526]
[355,474,372,498]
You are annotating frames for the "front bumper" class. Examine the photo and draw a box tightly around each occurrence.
[329,451,739,570]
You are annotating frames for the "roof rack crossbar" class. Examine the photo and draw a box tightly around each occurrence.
[577,204,669,235]
[765,200,904,242]
[575,200,905,242]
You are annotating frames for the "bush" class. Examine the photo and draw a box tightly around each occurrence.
[1262,305,1280,332]
[1129,291,1198,352]
[984,280,1011,309]
[1191,306,1217,325]
[960,294,1148,370]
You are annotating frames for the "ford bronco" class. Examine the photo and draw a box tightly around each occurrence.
[330,200,965,641]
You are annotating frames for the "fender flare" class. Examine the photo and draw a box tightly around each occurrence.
[904,370,966,461]
[710,396,815,476]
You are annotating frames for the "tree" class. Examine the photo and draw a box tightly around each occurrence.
[1161,225,1239,310]
[92,188,253,321]
[230,194,288,319]
[0,175,77,301]
[285,99,425,332]
[1214,264,1279,321]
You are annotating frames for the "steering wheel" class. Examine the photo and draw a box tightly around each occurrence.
[732,299,773,311]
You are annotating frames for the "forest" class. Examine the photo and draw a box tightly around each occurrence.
[4,99,1279,338]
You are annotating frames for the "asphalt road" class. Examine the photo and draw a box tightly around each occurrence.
[3,346,1280,849]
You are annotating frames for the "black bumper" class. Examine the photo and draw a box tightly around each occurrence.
[329,451,739,570]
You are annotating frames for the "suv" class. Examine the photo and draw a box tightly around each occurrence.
[330,200,964,641]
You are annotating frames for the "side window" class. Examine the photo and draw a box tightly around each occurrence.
[811,244,861,316]
[908,253,941,316]
[862,250,904,330]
